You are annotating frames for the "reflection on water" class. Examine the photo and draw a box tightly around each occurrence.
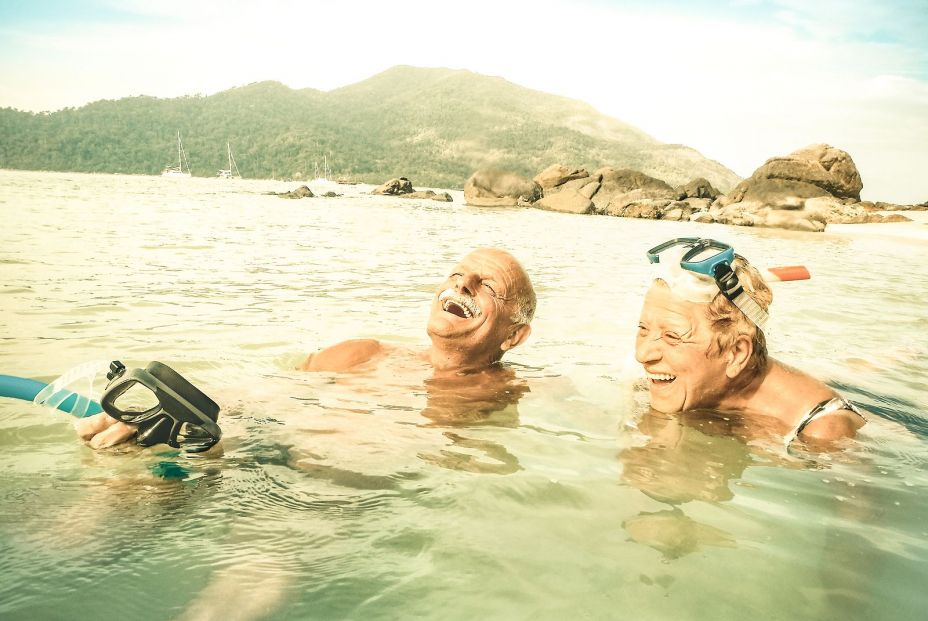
[623,508,736,560]
[621,409,756,505]
[1,170,927,620]
[619,408,780,559]
[420,366,528,427]
[619,408,751,559]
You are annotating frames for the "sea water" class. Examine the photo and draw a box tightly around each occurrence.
[0,169,926,620]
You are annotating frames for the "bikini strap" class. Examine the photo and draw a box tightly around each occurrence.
[786,397,861,448]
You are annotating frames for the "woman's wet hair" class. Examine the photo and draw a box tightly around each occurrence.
[704,254,772,378]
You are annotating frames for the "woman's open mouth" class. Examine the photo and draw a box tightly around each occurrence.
[646,371,676,385]
[439,289,481,319]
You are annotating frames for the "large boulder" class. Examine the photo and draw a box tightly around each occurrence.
[591,168,680,213]
[604,199,697,221]
[723,144,863,207]
[372,177,414,195]
[269,185,314,199]
[532,173,604,216]
[533,165,591,191]
[398,190,453,202]
[534,189,595,214]
[464,169,542,207]
[700,195,909,231]
[678,177,721,200]
[789,144,863,199]
[703,144,882,231]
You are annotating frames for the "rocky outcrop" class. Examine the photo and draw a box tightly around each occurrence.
[372,177,414,195]
[463,149,916,231]
[534,188,595,214]
[802,197,912,224]
[369,178,452,201]
[593,168,680,215]
[701,144,913,231]
[464,169,542,207]
[269,185,314,199]
[678,177,721,200]
[533,168,599,214]
[707,200,823,231]
[858,201,928,212]
[703,196,912,232]
[397,190,453,202]
[722,144,863,205]
[533,165,591,191]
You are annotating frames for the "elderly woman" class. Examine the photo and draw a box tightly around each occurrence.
[635,237,865,446]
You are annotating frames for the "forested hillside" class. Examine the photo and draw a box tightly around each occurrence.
[0,66,740,190]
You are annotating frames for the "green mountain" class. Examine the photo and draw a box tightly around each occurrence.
[0,65,740,190]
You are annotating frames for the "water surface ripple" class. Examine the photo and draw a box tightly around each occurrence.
[1,170,926,620]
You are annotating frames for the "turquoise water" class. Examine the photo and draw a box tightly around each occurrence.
[1,169,926,620]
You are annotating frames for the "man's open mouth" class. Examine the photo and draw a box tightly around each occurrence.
[646,371,676,384]
[439,289,482,319]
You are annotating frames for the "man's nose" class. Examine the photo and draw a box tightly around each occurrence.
[454,274,478,296]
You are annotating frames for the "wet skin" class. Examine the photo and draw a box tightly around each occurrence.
[302,247,533,374]
[79,248,535,448]
[425,247,533,373]
[635,284,864,444]
[635,286,731,413]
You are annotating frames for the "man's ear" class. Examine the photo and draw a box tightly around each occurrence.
[725,334,753,378]
[501,324,532,352]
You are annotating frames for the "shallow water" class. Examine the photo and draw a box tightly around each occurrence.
[1,169,926,620]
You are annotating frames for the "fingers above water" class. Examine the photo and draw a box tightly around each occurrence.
[73,412,121,440]
[73,413,138,448]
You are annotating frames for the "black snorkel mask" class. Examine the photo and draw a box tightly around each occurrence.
[101,361,221,453]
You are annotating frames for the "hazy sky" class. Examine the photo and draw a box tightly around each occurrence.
[1,0,926,203]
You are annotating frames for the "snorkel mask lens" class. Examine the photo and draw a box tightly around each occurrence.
[101,361,222,453]
[647,238,769,333]
[647,238,734,276]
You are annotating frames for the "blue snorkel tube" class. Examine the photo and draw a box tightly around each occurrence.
[0,360,221,453]
[0,360,110,418]
[0,373,102,415]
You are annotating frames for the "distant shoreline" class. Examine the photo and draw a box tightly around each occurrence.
[3,168,925,240]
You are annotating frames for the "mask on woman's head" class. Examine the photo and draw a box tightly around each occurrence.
[649,245,718,304]
[646,238,769,333]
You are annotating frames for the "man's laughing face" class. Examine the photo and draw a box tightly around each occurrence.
[427,248,532,364]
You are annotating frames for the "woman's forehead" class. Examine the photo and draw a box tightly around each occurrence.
[642,286,702,323]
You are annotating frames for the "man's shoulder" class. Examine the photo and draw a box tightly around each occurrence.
[301,339,385,372]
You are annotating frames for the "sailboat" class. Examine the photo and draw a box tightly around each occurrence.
[217,142,242,179]
[311,155,331,183]
[162,131,192,178]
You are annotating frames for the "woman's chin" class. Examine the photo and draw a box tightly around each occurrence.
[648,384,684,413]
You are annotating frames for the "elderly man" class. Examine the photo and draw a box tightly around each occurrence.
[300,247,535,374]
[77,247,536,447]
[635,237,864,447]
